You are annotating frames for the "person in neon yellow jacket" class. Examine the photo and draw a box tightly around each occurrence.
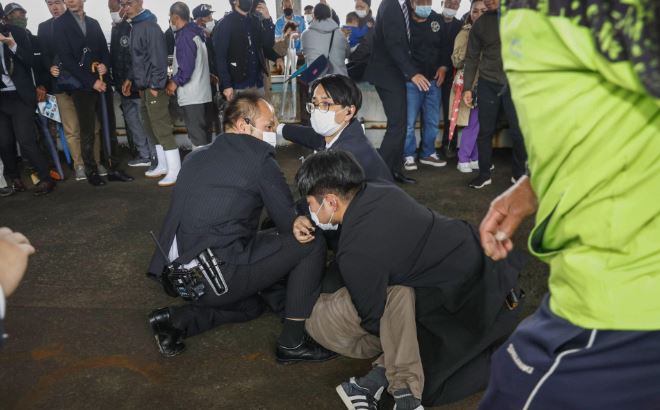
[478,0,660,408]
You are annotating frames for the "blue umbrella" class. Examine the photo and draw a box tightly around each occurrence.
[36,114,64,180]
[57,124,72,164]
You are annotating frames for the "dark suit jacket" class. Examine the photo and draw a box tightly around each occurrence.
[1,25,36,107]
[282,120,393,182]
[337,182,525,405]
[53,10,111,91]
[148,133,298,276]
[364,0,417,89]
[36,19,58,92]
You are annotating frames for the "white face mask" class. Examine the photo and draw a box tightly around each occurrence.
[262,131,277,147]
[311,109,344,137]
[305,14,313,24]
[110,11,123,24]
[205,20,215,33]
[309,200,339,231]
[355,9,368,19]
[442,8,458,18]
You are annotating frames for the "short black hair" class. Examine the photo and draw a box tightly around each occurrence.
[304,5,313,12]
[283,21,298,33]
[310,74,363,113]
[296,151,365,201]
[345,12,359,24]
[170,2,190,21]
[313,3,331,21]
[223,91,263,131]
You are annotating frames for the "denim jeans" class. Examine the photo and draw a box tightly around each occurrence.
[404,81,442,159]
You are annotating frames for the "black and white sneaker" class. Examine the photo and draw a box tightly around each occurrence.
[336,377,383,410]
[468,175,492,189]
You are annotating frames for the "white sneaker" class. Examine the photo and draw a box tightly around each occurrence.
[419,153,447,167]
[158,149,181,187]
[404,156,417,171]
[97,164,108,176]
[469,160,479,170]
[457,162,473,173]
[74,165,87,181]
[145,145,168,178]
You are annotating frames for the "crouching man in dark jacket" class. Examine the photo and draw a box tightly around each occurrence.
[295,150,525,409]
[147,93,336,364]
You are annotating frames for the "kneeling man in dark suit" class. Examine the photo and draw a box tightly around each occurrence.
[294,151,523,409]
[147,93,335,363]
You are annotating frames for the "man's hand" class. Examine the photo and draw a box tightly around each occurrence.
[434,66,447,87]
[165,80,178,96]
[293,216,316,244]
[255,2,270,19]
[93,80,107,93]
[210,74,219,85]
[50,65,60,78]
[121,79,132,97]
[479,176,538,260]
[149,88,159,98]
[223,87,234,101]
[36,86,47,103]
[411,74,431,92]
[463,90,474,108]
[0,32,16,49]
[96,63,108,76]
[0,227,35,298]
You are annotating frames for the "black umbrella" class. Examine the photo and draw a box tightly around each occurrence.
[36,114,64,180]
[92,63,113,166]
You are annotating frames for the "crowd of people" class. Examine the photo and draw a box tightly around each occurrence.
[2,0,659,409]
[0,0,525,199]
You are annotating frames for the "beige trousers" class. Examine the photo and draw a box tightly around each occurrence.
[55,93,101,167]
[306,286,424,398]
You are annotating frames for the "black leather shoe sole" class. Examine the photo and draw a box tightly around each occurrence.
[393,172,417,185]
[276,351,338,364]
[107,170,135,182]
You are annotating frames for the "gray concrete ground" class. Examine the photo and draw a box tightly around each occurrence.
[0,146,548,410]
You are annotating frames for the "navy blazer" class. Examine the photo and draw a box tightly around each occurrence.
[53,10,111,91]
[282,120,393,182]
[148,133,297,276]
[1,26,35,107]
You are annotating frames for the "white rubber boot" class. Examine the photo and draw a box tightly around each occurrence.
[145,145,168,178]
[158,149,181,187]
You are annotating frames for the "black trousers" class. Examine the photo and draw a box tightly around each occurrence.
[476,79,527,179]
[71,90,121,174]
[375,81,407,174]
[0,91,52,182]
[181,104,210,147]
[170,232,326,338]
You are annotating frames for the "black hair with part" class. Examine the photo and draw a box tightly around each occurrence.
[296,151,365,201]
[170,2,190,21]
[345,11,359,24]
[313,3,331,21]
[223,91,263,131]
[310,74,363,114]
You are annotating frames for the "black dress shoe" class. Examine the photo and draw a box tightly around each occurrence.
[33,180,56,196]
[276,334,338,364]
[148,308,185,357]
[107,169,135,182]
[392,171,417,185]
[88,172,107,187]
[12,178,26,192]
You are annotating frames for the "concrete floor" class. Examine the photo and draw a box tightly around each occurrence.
[0,146,548,410]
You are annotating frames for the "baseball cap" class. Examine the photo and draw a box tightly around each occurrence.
[192,4,214,20]
[3,2,25,16]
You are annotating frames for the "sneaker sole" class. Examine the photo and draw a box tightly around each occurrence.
[75,176,87,181]
[404,167,417,171]
[469,179,492,189]
[336,384,360,410]
[128,163,151,167]
[275,353,339,365]
[419,160,447,167]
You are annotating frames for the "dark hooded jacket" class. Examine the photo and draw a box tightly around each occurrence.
[128,9,168,90]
